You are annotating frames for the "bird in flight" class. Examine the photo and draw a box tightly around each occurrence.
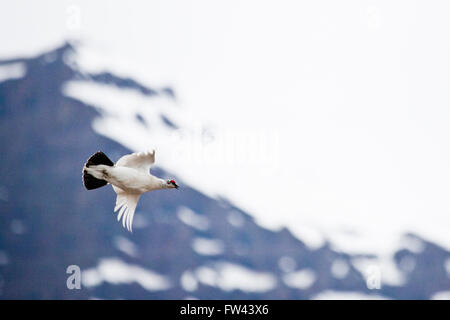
[82,150,178,232]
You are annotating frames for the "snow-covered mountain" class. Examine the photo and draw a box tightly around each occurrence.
[0,42,449,299]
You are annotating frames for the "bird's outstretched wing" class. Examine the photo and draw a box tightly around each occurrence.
[114,190,141,232]
[116,150,155,173]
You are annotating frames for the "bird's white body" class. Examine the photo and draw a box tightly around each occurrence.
[83,150,178,232]
[92,165,161,194]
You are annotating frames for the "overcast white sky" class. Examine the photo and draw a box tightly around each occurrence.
[2,0,450,254]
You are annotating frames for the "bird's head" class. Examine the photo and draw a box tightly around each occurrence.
[166,179,179,189]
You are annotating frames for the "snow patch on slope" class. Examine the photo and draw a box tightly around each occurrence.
[313,290,390,300]
[0,63,26,82]
[431,291,450,300]
[333,233,427,287]
[177,207,209,231]
[331,259,350,279]
[278,256,297,273]
[352,256,405,287]
[282,269,316,289]
[195,262,277,293]
[227,210,245,228]
[192,238,225,256]
[180,271,198,292]
[82,258,171,291]
[114,236,138,258]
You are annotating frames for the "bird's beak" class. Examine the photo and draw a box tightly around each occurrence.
[175,184,179,189]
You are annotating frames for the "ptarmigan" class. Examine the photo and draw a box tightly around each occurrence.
[82,150,178,232]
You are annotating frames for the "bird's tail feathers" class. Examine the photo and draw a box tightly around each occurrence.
[85,151,114,167]
[83,151,114,190]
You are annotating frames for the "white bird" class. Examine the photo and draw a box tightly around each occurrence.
[82,150,178,232]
